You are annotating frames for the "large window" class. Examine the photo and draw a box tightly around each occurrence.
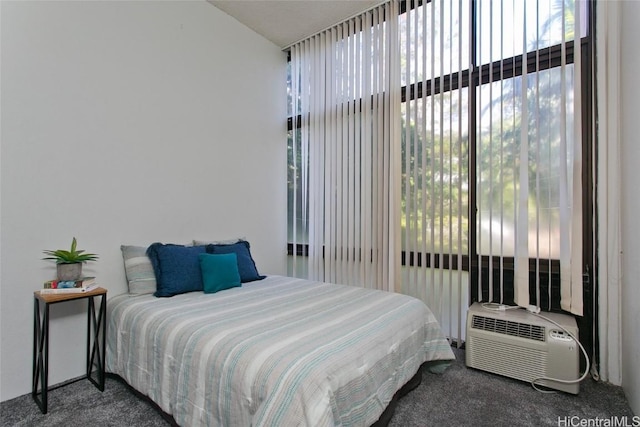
[398,0,591,294]
[287,0,593,317]
[472,0,591,316]
[397,0,593,350]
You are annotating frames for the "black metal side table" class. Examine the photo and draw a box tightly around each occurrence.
[32,287,107,414]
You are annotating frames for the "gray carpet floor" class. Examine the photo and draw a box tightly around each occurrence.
[1,348,634,426]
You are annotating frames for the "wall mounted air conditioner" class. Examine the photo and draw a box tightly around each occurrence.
[465,302,579,394]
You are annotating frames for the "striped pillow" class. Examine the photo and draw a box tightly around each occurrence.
[121,245,157,295]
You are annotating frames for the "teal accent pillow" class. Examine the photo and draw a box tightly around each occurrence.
[146,243,206,297]
[199,253,241,294]
[205,240,265,283]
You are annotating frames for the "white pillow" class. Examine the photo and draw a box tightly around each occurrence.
[120,245,156,295]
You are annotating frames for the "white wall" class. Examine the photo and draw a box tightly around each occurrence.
[0,0,287,401]
[620,0,640,415]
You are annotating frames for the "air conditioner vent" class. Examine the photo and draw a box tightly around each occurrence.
[466,303,579,394]
[471,314,546,342]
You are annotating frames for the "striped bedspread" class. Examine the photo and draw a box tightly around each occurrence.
[106,275,454,426]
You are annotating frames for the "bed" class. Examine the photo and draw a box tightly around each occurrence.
[106,239,454,427]
[106,274,454,426]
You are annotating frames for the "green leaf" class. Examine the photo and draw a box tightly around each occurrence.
[42,237,99,264]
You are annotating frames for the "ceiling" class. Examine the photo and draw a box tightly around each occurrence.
[207,0,383,49]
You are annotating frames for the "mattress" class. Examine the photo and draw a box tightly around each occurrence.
[106,275,454,426]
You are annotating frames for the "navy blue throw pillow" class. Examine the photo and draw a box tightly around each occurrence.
[146,243,206,297]
[205,240,265,283]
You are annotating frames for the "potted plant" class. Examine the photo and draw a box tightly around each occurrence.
[42,237,99,281]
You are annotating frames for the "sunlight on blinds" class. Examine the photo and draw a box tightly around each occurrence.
[288,0,587,344]
[474,0,584,315]
[399,0,469,343]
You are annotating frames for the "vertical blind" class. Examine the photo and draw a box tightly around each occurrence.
[399,0,469,342]
[289,1,401,291]
[595,0,621,385]
[473,0,584,315]
[288,0,588,343]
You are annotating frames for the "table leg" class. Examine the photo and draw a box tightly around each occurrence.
[32,298,49,414]
[87,294,106,391]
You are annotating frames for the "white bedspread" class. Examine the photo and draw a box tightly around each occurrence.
[106,275,454,426]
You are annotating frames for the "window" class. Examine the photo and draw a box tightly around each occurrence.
[399,0,591,302]
[286,0,594,347]
[400,0,470,270]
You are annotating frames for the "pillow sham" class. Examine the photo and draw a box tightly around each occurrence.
[199,253,242,294]
[120,245,157,295]
[205,240,265,283]
[146,243,206,297]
